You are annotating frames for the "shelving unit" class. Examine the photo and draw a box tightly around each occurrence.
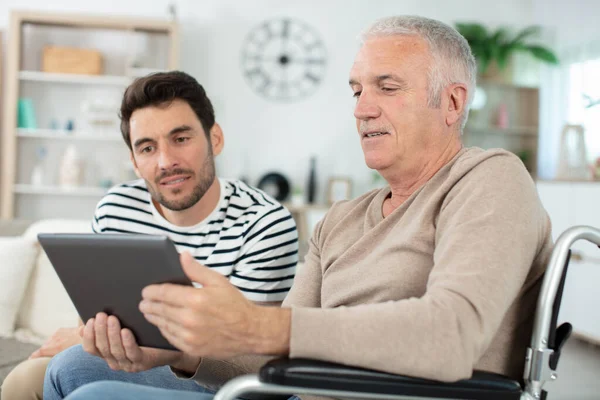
[464,81,540,177]
[14,184,108,197]
[1,10,179,220]
[466,125,538,137]
[17,128,123,142]
[283,202,329,260]
[19,70,132,86]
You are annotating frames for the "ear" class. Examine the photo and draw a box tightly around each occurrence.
[209,123,224,156]
[445,83,468,127]
[129,152,142,179]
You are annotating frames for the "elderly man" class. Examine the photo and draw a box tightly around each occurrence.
[57,14,553,400]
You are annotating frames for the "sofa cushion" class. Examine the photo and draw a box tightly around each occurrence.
[0,237,39,337]
[16,219,92,340]
[0,220,33,237]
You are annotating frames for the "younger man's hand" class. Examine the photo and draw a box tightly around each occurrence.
[82,312,198,373]
[29,327,82,359]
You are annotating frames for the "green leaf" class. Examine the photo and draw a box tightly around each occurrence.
[455,23,488,41]
[454,21,560,74]
[490,28,509,45]
[509,26,540,46]
[496,46,511,70]
[525,45,559,64]
[475,45,492,74]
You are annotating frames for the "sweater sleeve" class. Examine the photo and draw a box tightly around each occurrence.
[288,154,548,381]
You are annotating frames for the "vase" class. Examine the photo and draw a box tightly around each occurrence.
[306,157,317,204]
[58,145,85,187]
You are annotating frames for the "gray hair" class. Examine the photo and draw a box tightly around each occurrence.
[360,16,477,131]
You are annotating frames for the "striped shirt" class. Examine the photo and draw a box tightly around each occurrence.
[91,178,298,302]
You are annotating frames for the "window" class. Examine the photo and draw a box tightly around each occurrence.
[567,58,600,162]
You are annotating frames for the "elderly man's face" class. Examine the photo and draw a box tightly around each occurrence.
[349,35,447,174]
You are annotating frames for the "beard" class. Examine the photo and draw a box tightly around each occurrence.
[147,146,216,212]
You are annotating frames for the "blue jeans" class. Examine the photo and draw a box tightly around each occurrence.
[64,381,301,400]
[44,345,214,400]
[64,381,215,400]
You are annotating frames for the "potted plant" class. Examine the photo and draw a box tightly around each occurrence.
[455,23,559,79]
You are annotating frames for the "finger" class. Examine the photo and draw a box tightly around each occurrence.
[78,325,85,338]
[94,313,118,368]
[82,318,100,357]
[141,302,204,337]
[107,316,133,368]
[36,345,61,358]
[141,283,197,307]
[29,349,41,359]
[157,327,189,353]
[143,313,182,340]
[143,312,196,354]
[139,299,183,321]
[121,328,144,364]
[141,252,227,303]
[145,316,190,354]
[36,345,51,357]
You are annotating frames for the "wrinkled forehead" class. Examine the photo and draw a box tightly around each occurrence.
[349,35,431,82]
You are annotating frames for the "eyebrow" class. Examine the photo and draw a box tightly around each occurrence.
[349,74,409,87]
[133,125,194,150]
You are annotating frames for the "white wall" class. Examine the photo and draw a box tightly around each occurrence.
[533,0,600,50]
[532,0,600,179]
[1,0,535,202]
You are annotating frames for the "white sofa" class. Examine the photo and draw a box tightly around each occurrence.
[0,219,92,344]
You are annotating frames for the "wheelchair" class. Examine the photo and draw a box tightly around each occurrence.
[214,225,600,400]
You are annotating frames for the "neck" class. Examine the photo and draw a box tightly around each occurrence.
[382,139,462,215]
[153,178,221,227]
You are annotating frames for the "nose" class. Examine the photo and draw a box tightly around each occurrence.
[157,146,179,170]
[354,90,381,121]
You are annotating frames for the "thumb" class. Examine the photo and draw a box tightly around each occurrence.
[180,252,229,287]
[29,349,41,359]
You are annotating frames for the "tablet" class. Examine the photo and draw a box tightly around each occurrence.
[37,233,193,351]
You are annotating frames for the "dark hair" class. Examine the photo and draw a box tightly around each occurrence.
[119,71,215,151]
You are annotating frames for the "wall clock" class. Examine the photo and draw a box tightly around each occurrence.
[241,18,327,102]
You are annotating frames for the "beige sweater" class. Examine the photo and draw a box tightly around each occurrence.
[187,147,553,396]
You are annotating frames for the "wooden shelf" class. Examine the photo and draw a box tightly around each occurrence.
[466,125,538,136]
[19,70,132,85]
[14,184,107,196]
[17,128,122,142]
[127,67,166,78]
[13,10,177,33]
[477,80,539,91]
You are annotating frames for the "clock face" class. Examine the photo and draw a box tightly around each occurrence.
[241,18,327,101]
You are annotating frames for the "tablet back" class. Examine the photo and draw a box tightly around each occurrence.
[37,233,192,350]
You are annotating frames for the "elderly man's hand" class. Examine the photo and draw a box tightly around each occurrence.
[140,252,291,359]
[29,327,82,359]
[81,312,199,373]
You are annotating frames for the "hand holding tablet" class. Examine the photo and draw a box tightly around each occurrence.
[38,233,193,351]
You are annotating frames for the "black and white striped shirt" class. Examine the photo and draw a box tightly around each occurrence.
[92,178,298,302]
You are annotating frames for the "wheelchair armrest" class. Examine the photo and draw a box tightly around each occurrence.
[259,358,522,400]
